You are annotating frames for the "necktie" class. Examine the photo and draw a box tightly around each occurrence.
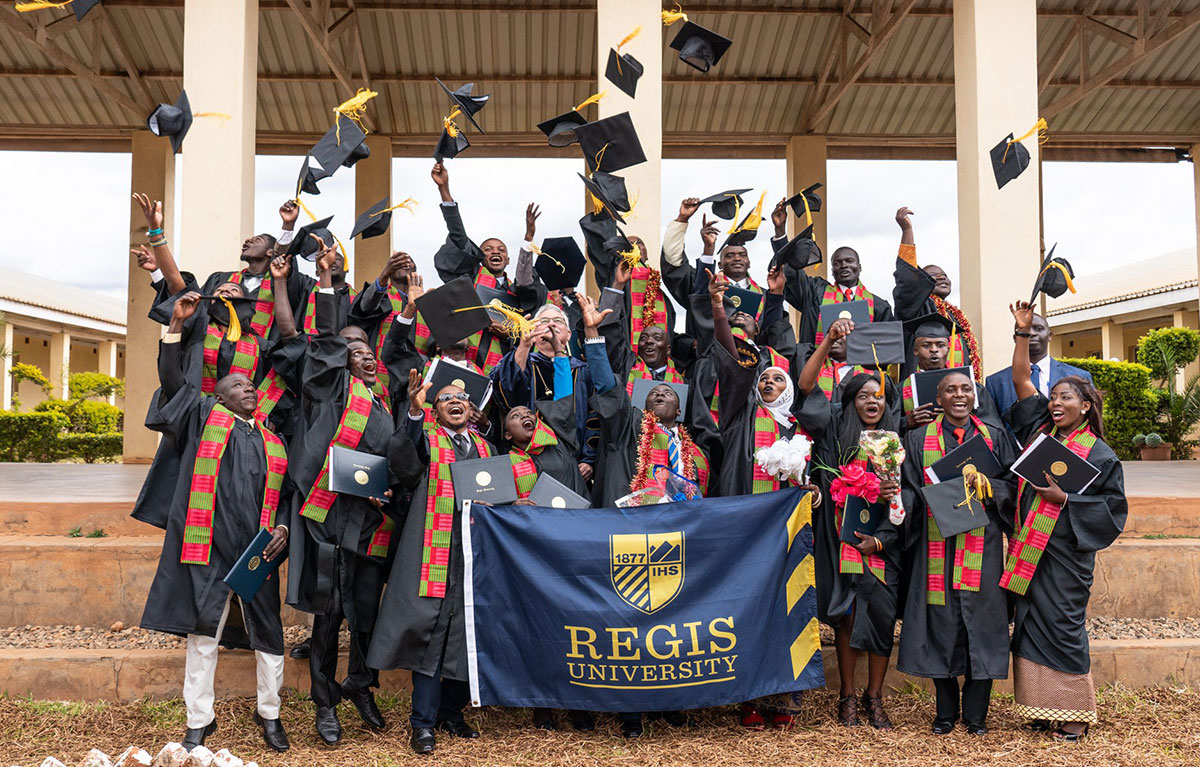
[843,289,853,303]
[953,427,966,446]
[453,433,470,458]
[1030,363,1042,395]
[662,426,684,475]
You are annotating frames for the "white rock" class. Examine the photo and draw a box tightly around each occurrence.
[113,748,151,767]
[150,744,188,767]
[181,747,213,767]
[77,752,112,767]
[210,751,241,767]
[39,759,67,767]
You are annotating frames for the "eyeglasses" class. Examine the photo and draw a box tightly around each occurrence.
[437,392,471,403]
[537,317,568,328]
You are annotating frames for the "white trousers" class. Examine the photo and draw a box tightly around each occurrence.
[183,591,285,729]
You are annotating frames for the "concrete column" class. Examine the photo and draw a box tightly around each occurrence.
[179,0,258,279]
[1047,333,1064,359]
[1173,309,1199,390]
[98,340,119,406]
[953,0,1042,373]
[48,332,69,400]
[784,135,828,280]
[1101,320,1125,361]
[353,134,393,287]
[1193,142,1200,319]
[126,132,176,462]
[596,0,662,258]
[1,321,12,411]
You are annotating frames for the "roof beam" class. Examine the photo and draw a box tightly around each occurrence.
[94,4,154,107]
[285,0,377,131]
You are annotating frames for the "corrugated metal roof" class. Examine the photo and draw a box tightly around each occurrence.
[1046,246,1199,315]
[0,268,126,327]
[0,1,1197,152]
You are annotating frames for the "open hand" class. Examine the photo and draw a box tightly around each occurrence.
[132,192,164,230]
[173,291,201,322]
[700,214,720,253]
[1009,300,1034,332]
[578,294,613,330]
[612,257,633,291]
[407,369,431,416]
[132,245,157,272]
[905,403,936,430]
[525,203,541,241]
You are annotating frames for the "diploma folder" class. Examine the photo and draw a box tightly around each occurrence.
[1010,432,1100,495]
[449,455,519,507]
[222,527,280,602]
[819,299,871,332]
[839,494,887,546]
[527,473,592,509]
[923,433,1003,485]
[327,445,389,499]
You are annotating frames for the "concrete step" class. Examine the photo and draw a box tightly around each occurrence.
[1087,538,1200,619]
[1,639,1196,703]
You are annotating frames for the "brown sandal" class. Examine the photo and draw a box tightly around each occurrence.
[860,693,893,730]
[837,695,860,727]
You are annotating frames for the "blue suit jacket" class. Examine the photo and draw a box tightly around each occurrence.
[985,358,1094,424]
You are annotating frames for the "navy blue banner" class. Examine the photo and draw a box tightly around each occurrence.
[462,488,823,712]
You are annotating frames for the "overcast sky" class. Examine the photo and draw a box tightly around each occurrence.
[1,150,1194,306]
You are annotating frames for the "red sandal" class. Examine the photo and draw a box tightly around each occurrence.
[740,703,766,729]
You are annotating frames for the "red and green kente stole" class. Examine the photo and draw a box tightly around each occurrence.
[818,361,865,401]
[814,282,875,345]
[465,269,508,374]
[750,407,808,494]
[835,451,886,582]
[420,428,493,598]
[181,404,288,566]
[999,423,1097,596]
[930,295,982,382]
[227,270,275,338]
[630,265,667,351]
[201,324,260,394]
[625,358,685,397]
[507,417,558,498]
[921,415,993,605]
[708,345,788,428]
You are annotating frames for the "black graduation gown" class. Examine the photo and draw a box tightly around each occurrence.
[577,211,677,333]
[138,340,283,655]
[284,293,401,632]
[1007,395,1127,675]
[529,396,589,496]
[892,419,1019,680]
[433,201,546,316]
[366,419,496,681]
[492,351,599,465]
[794,386,901,655]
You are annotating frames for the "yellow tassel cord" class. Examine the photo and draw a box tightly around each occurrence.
[453,301,535,341]
[370,197,419,218]
[587,191,605,216]
[625,188,641,221]
[218,296,243,343]
[613,27,642,74]
[620,246,642,271]
[1002,117,1048,165]
[661,4,688,25]
[870,342,886,399]
[724,196,742,234]
[591,142,611,173]
[573,90,607,113]
[1038,261,1077,294]
[529,242,564,273]
[14,1,72,11]
[800,189,813,228]
[727,190,767,236]
[193,112,232,121]
[956,471,993,515]
[294,196,319,223]
[333,88,378,142]
[443,107,463,138]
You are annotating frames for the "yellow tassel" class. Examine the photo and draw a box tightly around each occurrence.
[530,242,564,272]
[662,4,688,25]
[14,0,72,11]
[371,197,419,217]
[333,88,377,141]
[443,107,462,138]
[587,190,605,216]
[573,90,607,113]
[591,142,610,171]
[957,471,993,514]
[870,342,885,399]
[800,189,813,228]
[293,196,319,223]
[1039,261,1077,294]
[626,188,640,219]
[1003,117,1048,164]
[724,195,742,234]
[334,235,349,272]
[453,301,535,341]
[193,112,232,121]
[728,190,766,236]
[617,26,642,50]
[218,296,242,343]
[620,246,642,271]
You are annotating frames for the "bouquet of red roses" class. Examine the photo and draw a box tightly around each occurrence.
[829,463,881,508]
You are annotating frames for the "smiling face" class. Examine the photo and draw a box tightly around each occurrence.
[830,247,862,288]
[644,383,680,425]
[854,378,885,426]
[914,335,949,371]
[1048,380,1089,431]
[241,233,274,263]
[757,368,788,405]
[434,384,471,429]
[214,373,257,418]
[504,405,537,448]
[347,340,378,386]
[480,238,509,274]
[638,326,669,368]
[719,245,749,281]
[936,372,975,423]
[730,312,759,338]
[924,264,952,298]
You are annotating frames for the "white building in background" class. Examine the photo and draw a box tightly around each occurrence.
[0,269,126,409]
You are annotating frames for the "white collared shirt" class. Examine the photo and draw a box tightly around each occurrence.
[1034,355,1052,398]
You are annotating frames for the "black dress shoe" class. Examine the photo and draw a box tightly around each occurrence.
[620,718,644,739]
[288,638,311,660]
[345,688,386,731]
[254,712,290,752]
[568,711,596,732]
[931,717,956,735]
[315,706,342,746]
[437,720,480,738]
[182,719,216,750]
[410,727,436,755]
[965,722,988,736]
[661,710,686,727]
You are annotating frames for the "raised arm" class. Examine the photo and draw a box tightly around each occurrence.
[1009,300,1037,400]
[798,318,853,394]
[269,254,299,340]
[896,206,916,261]
[161,291,201,398]
[707,268,737,359]
[133,193,186,294]
[578,293,616,394]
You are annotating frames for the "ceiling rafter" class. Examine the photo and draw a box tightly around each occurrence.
[93,4,154,107]
[284,0,378,131]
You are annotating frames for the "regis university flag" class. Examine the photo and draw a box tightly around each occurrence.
[461,488,823,711]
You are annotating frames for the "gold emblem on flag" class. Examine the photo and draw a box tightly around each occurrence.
[354,470,369,485]
[1050,461,1068,477]
[248,556,261,572]
[610,532,684,615]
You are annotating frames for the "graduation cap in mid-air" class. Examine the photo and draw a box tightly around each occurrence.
[71,0,100,21]
[770,225,822,271]
[578,171,631,224]
[343,140,370,169]
[414,275,493,349]
[718,191,766,251]
[434,129,470,161]
[286,216,336,260]
[14,0,100,21]
[575,112,647,173]
[700,189,751,221]
[298,115,368,192]
[991,118,1046,190]
[605,47,644,98]
[350,197,414,240]
[533,236,587,292]
[436,78,490,133]
[578,211,619,261]
[1030,244,1076,303]
[146,90,192,154]
[669,21,733,73]
[537,91,605,147]
[784,183,823,220]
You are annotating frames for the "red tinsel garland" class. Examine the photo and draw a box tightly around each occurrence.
[631,409,699,492]
[930,295,983,383]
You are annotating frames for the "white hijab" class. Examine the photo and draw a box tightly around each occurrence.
[756,366,795,427]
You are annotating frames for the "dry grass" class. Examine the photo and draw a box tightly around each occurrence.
[1,685,1198,767]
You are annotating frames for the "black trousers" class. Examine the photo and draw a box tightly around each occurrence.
[410,663,470,729]
[309,580,378,710]
[933,675,993,725]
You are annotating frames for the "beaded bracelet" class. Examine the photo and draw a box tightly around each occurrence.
[147,227,163,236]
[148,237,168,248]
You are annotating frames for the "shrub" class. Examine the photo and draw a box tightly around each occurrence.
[34,399,123,434]
[68,372,124,401]
[0,410,70,461]
[9,362,51,411]
[1137,328,1200,383]
[1059,357,1157,461]
[53,433,123,463]
[1144,433,1164,448]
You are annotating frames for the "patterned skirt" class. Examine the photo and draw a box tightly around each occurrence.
[1012,655,1098,724]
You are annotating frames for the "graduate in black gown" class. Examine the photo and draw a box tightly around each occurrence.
[1004,300,1127,741]
[893,371,1019,735]
[284,245,399,746]
[900,313,999,434]
[796,319,902,729]
[137,292,291,753]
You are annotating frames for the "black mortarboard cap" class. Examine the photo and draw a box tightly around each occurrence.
[199,295,256,334]
[724,285,762,319]
[575,112,647,173]
[476,283,515,324]
[1030,244,1075,303]
[434,129,470,161]
[424,358,492,407]
[669,20,733,73]
[297,156,322,196]
[537,109,588,148]
[350,197,392,240]
[719,211,761,251]
[578,171,630,224]
[603,227,635,257]
[535,236,587,291]
[579,211,618,261]
[991,133,1030,190]
[923,480,993,539]
[903,312,957,341]
[784,183,823,218]
[436,78,489,133]
[343,139,370,169]
[770,225,823,271]
[147,90,192,154]
[700,189,751,221]
[303,115,367,187]
[415,275,492,348]
[845,321,906,367]
[73,0,100,21]
[605,48,644,98]
[286,216,335,260]
[631,378,689,422]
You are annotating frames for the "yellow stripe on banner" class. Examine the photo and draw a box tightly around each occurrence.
[785,554,815,614]
[789,617,821,680]
[785,494,813,552]
[570,677,735,691]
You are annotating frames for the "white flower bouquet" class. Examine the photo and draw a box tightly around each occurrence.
[755,434,814,485]
[859,429,907,524]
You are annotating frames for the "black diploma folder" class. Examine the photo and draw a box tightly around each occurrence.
[924,433,1003,484]
[327,445,389,499]
[449,455,519,506]
[839,494,887,546]
[528,473,592,509]
[1010,433,1100,494]
[222,527,280,602]
[819,299,871,331]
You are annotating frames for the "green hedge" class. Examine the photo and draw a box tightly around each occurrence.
[1136,327,1200,382]
[34,399,123,434]
[1059,357,1157,461]
[53,433,124,463]
[0,411,70,462]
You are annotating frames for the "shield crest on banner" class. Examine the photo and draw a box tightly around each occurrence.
[609,532,685,614]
